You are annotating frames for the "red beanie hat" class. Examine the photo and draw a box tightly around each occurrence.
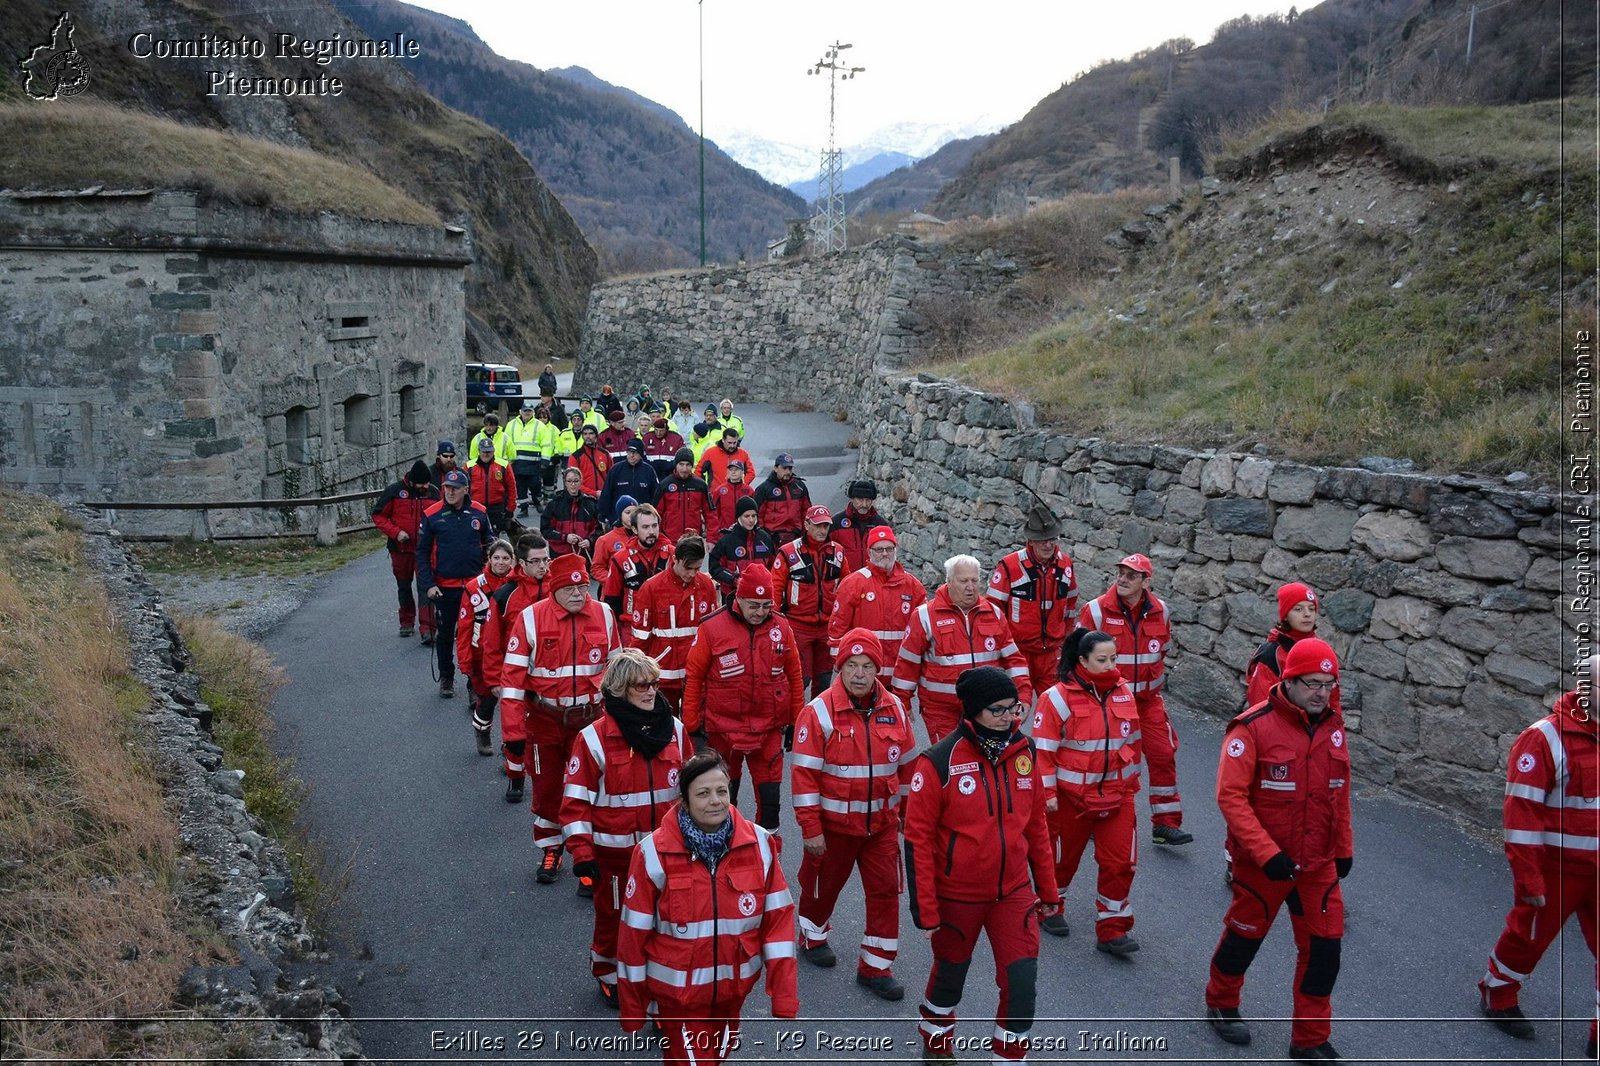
[549,553,589,588]
[865,526,896,548]
[1282,637,1338,681]
[736,563,775,601]
[834,627,884,671]
[1277,582,1318,622]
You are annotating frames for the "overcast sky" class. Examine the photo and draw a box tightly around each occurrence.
[408,1,1310,146]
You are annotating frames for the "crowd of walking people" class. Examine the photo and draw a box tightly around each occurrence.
[369,384,1596,1065]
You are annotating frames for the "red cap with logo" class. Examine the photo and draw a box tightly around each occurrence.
[1282,637,1339,680]
[1116,553,1153,575]
[834,626,884,670]
[550,554,589,588]
[736,563,775,601]
[866,526,897,548]
[1277,582,1318,621]
[805,505,834,526]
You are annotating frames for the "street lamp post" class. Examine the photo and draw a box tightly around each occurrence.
[698,0,706,266]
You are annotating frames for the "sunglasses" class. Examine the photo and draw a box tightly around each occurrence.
[628,680,660,692]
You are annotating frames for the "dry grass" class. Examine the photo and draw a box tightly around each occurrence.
[134,529,385,579]
[0,101,439,225]
[0,489,250,1061]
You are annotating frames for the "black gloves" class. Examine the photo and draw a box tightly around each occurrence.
[782,725,795,752]
[573,859,599,881]
[1263,852,1297,881]
[1335,856,1352,880]
[690,731,711,755]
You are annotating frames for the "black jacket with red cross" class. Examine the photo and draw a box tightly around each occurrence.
[901,720,1060,930]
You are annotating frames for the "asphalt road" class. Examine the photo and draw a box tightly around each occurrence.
[267,402,1594,1065]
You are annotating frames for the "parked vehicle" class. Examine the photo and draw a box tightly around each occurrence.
[466,362,522,415]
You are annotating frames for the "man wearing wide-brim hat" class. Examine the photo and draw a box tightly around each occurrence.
[987,503,1080,693]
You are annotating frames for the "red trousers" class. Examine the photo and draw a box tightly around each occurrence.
[1137,693,1183,828]
[1480,863,1598,1041]
[588,847,635,984]
[1051,794,1137,941]
[919,884,1042,1063]
[707,729,784,829]
[1206,860,1344,1048]
[797,827,901,976]
[516,710,594,849]
[919,695,961,745]
[656,1013,742,1066]
[388,551,433,635]
[1022,647,1062,696]
[788,618,832,696]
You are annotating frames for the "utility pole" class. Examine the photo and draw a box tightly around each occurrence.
[698,0,706,266]
[1465,3,1477,65]
[807,40,865,255]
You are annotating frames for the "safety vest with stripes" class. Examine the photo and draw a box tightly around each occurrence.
[1032,674,1142,810]
[499,597,620,741]
[629,567,717,683]
[1502,692,1600,899]
[791,678,917,839]
[1080,588,1171,702]
[560,712,689,863]
[893,584,1033,711]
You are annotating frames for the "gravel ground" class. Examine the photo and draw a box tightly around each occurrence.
[144,567,338,640]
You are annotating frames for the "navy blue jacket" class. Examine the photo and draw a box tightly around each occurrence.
[599,457,659,521]
[416,498,491,589]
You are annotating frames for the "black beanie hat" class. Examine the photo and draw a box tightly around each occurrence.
[407,460,431,485]
[956,666,1018,719]
[736,495,759,517]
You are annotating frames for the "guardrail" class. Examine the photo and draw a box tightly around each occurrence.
[100,487,384,545]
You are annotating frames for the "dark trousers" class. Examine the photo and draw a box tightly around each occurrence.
[433,586,465,680]
[512,460,542,509]
[389,551,430,635]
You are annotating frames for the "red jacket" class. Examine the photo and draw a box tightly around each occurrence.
[754,472,810,541]
[642,429,684,469]
[893,585,1033,718]
[902,722,1059,930]
[708,481,755,536]
[602,537,674,625]
[541,491,602,559]
[454,567,515,692]
[591,526,630,586]
[791,678,916,839]
[1216,685,1353,875]
[1502,690,1600,898]
[560,707,690,864]
[618,807,799,1029]
[1079,589,1171,706]
[480,576,550,690]
[1245,628,1344,712]
[630,567,718,687]
[500,597,622,741]
[466,458,517,510]
[829,506,888,574]
[371,479,437,552]
[681,605,803,742]
[598,425,637,463]
[697,444,755,489]
[987,544,1078,654]
[828,564,927,683]
[771,535,846,627]
[654,473,711,545]
[566,444,611,496]
[1033,671,1142,811]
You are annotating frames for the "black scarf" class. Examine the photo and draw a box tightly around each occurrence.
[966,719,1016,764]
[604,690,675,759]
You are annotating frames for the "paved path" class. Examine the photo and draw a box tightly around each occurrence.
[266,403,1593,1065]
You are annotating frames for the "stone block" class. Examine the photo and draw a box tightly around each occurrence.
[1439,607,1506,655]
[1522,556,1563,592]
[1355,676,1417,748]
[1234,457,1271,498]
[1406,639,1472,687]
[1428,494,1518,538]
[1434,537,1532,582]
[1347,638,1406,680]
[1207,498,1272,535]
[1391,568,1488,607]
[151,333,214,351]
[177,311,220,334]
[1274,501,1360,551]
[1350,511,1431,562]
[1166,597,1200,625]
[1180,457,1204,488]
[1463,679,1539,738]
[1296,552,1359,591]
[1404,758,1500,826]
[1174,625,1215,656]
[1165,485,1207,522]
[1132,490,1164,519]
[1267,462,1319,504]
[1480,586,1550,612]
[1345,732,1396,785]
[1231,536,1269,563]
[182,399,218,419]
[163,417,217,439]
[1224,591,1277,638]
[1198,599,1227,631]
[1092,479,1132,514]
[1421,711,1499,771]
[1200,455,1235,496]
[1171,658,1242,718]
[1483,652,1560,696]
[165,256,204,273]
[1321,589,1375,632]
[1513,612,1564,668]
[1172,564,1226,600]
[150,291,211,311]
[194,436,243,457]
[1192,531,1231,562]
[1369,596,1441,640]
[1259,546,1298,580]
[1118,520,1152,555]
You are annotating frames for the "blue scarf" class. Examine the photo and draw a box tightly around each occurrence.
[678,808,734,872]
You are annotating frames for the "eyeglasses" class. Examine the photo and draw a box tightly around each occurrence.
[982,701,1025,718]
[521,556,550,567]
[628,680,660,692]
[1294,678,1337,692]
[868,546,896,556]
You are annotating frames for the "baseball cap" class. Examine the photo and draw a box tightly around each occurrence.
[521,400,536,411]
[1116,553,1153,575]
[805,505,833,525]
[442,469,468,488]
[626,438,645,454]
[775,452,795,467]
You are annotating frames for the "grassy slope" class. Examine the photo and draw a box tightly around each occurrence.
[924,101,1593,476]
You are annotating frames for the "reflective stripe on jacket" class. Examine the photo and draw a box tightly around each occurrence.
[1080,589,1171,701]
[893,584,1033,713]
[791,679,916,839]
[987,544,1078,654]
[1033,674,1142,808]
[828,564,926,683]
[561,712,690,862]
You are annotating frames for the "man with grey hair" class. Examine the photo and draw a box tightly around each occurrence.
[894,553,1031,743]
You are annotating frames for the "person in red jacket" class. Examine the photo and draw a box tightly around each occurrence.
[829,526,926,686]
[603,504,673,624]
[902,667,1062,1065]
[455,538,517,756]
[1246,583,1328,707]
[371,460,437,641]
[1477,655,1598,1055]
[830,480,888,574]
[895,554,1032,743]
[567,423,612,496]
[1204,638,1352,1061]
[643,416,686,477]
[1033,628,1143,952]
[591,497,638,589]
[1079,554,1192,846]
[480,534,552,802]
[542,467,602,560]
[500,552,623,890]
[654,448,711,545]
[708,496,777,602]
[597,407,636,463]
[754,452,811,547]
[988,504,1079,693]
[696,427,754,490]
[790,629,917,1001]
[617,752,799,1062]
[630,535,716,714]
[468,437,518,533]
[707,459,755,536]
[772,506,846,699]
[681,565,804,834]
[561,648,691,1010]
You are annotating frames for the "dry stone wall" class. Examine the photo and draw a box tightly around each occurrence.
[574,237,1581,830]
